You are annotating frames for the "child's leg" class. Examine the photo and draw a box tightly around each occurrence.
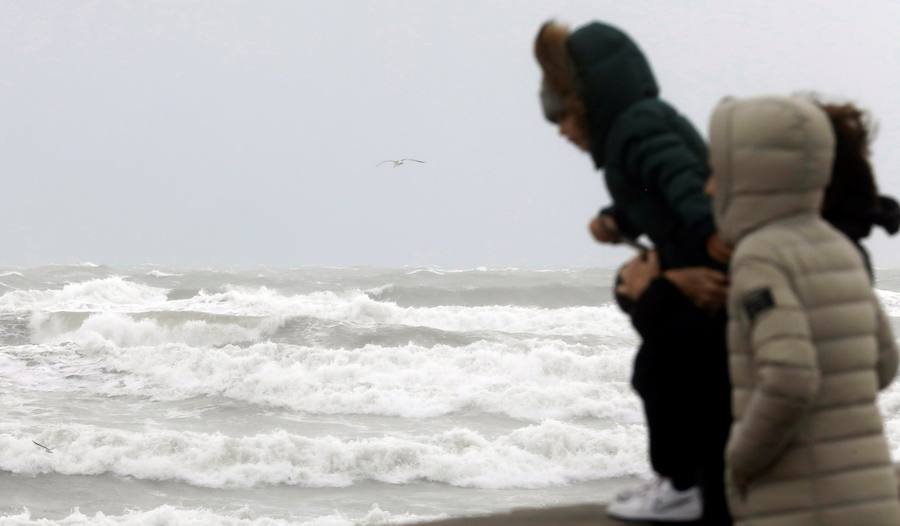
[633,347,701,489]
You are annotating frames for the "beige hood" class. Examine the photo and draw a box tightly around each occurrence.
[709,95,835,244]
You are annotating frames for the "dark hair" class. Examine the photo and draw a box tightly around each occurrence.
[819,101,877,211]
[814,99,899,238]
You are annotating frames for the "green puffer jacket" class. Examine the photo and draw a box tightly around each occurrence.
[568,22,716,269]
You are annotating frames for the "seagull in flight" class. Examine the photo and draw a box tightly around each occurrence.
[377,158,426,168]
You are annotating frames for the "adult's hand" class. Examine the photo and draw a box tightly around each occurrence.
[664,267,728,310]
[707,232,733,264]
[589,214,622,244]
[616,251,660,301]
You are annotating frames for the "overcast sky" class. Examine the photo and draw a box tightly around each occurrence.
[2,0,899,269]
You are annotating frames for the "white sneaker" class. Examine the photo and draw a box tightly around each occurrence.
[607,478,702,522]
[611,477,664,503]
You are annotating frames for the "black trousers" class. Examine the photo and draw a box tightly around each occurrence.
[631,323,732,525]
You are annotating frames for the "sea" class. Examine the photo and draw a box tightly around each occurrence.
[2,264,900,525]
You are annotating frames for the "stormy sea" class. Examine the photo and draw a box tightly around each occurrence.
[2,265,900,525]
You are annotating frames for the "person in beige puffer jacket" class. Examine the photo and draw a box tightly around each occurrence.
[708,95,900,525]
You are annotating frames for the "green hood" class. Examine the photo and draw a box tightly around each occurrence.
[567,22,659,167]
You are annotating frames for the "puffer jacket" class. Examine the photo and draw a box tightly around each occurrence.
[710,95,900,525]
[566,22,716,270]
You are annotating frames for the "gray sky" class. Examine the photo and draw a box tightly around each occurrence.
[2,0,899,269]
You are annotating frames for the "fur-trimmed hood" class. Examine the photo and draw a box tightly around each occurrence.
[535,21,659,167]
[534,21,575,123]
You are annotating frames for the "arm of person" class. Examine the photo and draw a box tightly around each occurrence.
[619,252,725,336]
[663,266,728,311]
[621,117,716,252]
[875,300,899,390]
[727,255,820,484]
[598,205,641,240]
[589,213,622,244]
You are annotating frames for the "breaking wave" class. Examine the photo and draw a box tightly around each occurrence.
[29,311,282,348]
[167,288,630,338]
[0,504,436,526]
[0,278,633,339]
[0,421,647,489]
[0,277,168,312]
[367,283,610,308]
[1,339,639,422]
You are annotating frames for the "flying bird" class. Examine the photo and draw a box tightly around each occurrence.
[377,158,426,168]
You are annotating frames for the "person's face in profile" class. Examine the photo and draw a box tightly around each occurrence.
[558,113,589,152]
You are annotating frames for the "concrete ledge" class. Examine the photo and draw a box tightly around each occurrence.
[414,504,700,526]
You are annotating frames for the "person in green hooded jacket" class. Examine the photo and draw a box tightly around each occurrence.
[538,20,729,265]
[535,20,732,524]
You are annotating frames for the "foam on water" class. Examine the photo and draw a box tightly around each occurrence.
[10,269,897,521]
[367,283,610,308]
[877,289,900,317]
[0,504,436,526]
[2,338,639,421]
[0,278,631,338]
[0,278,169,313]
[0,421,647,489]
[146,270,183,278]
[30,312,282,348]
[169,287,631,337]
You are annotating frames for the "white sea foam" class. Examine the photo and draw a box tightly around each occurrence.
[169,288,632,338]
[877,378,900,460]
[1,279,629,338]
[146,270,183,278]
[0,504,436,526]
[29,312,282,348]
[0,420,647,489]
[877,289,900,317]
[2,338,639,421]
[364,284,394,296]
[0,271,24,278]
[0,269,649,517]
[404,267,522,275]
[405,269,445,276]
[0,277,169,313]
[111,339,637,420]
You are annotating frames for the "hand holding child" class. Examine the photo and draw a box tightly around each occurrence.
[616,251,660,301]
[664,267,729,311]
[706,232,733,263]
